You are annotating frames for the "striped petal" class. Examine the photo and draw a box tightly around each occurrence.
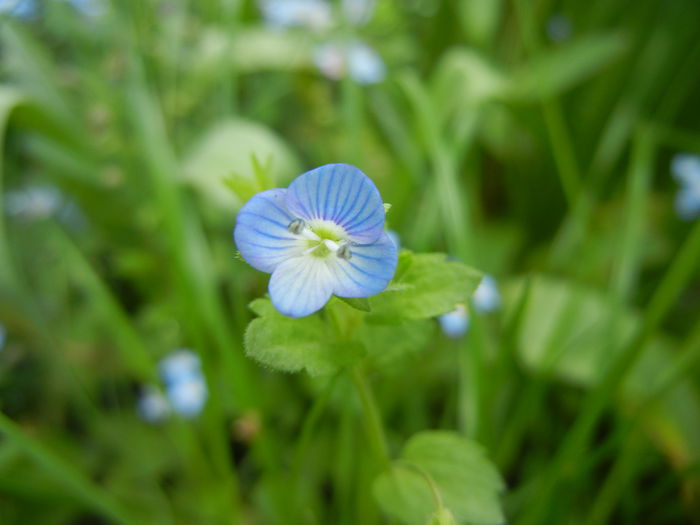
[269,255,335,317]
[327,231,398,298]
[234,189,306,273]
[285,163,386,244]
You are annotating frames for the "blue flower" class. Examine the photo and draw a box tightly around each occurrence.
[438,275,500,338]
[439,304,470,339]
[341,0,375,26]
[0,324,6,352]
[137,385,171,424]
[546,14,572,43]
[472,274,501,314]
[159,349,208,419]
[672,153,700,221]
[313,40,386,85]
[258,0,332,30]
[234,163,398,318]
[166,377,208,419]
[0,0,36,18]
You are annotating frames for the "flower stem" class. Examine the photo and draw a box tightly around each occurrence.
[350,367,391,469]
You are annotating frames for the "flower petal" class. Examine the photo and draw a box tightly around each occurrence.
[675,187,700,221]
[234,189,307,273]
[439,306,470,338]
[285,163,386,244]
[269,255,335,317]
[327,231,398,298]
[672,154,700,185]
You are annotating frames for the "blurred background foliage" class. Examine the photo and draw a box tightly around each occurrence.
[1,0,700,523]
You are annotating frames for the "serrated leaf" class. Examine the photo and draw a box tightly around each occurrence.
[244,298,366,376]
[373,431,505,525]
[506,33,628,100]
[369,253,483,320]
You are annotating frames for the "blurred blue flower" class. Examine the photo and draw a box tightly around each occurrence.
[671,153,700,221]
[342,0,375,25]
[472,274,501,314]
[234,163,398,317]
[439,304,470,339]
[0,0,36,18]
[547,14,572,43]
[0,324,6,352]
[159,349,201,385]
[137,385,171,424]
[258,0,332,30]
[5,186,63,220]
[166,376,208,419]
[438,275,500,338]
[64,0,104,17]
[159,349,208,419]
[314,40,385,85]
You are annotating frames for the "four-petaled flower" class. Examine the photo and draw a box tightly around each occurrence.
[234,163,398,318]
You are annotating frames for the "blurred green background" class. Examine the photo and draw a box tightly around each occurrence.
[1,0,700,523]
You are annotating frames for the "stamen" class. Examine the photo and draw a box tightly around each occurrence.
[337,244,352,260]
[288,218,306,234]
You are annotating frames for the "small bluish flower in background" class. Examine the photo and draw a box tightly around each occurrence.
[0,324,6,352]
[5,186,61,220]
[314,40,385,85]
[5,185,87,231]
[438,275,501,338]
[546,14,572,43]
[472,274,501,314]
[671,153,700,221]
[159,349,208,419]
[64,0,104,17]
[341,0,375,26]
[0,0,35,18]
[137,385,171,424]
[258,0,332,30]
[386,230,401,250]
[159,349,201,385]
[166,376,208,419]
[234,163,398,318]
[439,304,470,339]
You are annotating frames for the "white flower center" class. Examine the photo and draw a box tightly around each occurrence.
[288,218,353,260]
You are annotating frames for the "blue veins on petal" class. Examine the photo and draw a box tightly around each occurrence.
[269,255,335,317]
[234,188,307,273]
[286,163,386,244]
[234,163,397,318]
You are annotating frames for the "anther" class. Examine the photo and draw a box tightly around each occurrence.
[288,218,307,235]
[337,244,352,260]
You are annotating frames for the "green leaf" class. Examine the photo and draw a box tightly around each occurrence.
[506,33,628,100]
[359,319,434,368]
[182,118,301,214]
[428,507,458,525]
[373,431,505,525]
[502,275,700,470]
[244,298,366,376]
[369,253,483,320]
[339,296,372,312]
